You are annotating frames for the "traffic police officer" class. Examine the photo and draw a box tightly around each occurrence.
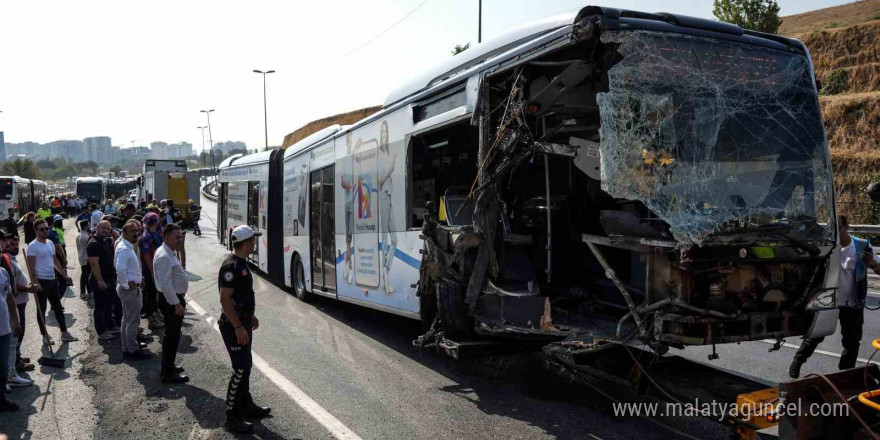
[219,225,271,433]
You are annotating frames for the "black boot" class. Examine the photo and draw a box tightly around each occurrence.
[0,398,20,411]
[240,401,272,418]
[225,412,254,433]
[788,360,803,379]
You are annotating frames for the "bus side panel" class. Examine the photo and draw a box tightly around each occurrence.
[333,112,419,315]
[226,182,248,243]
[282,154,311,289]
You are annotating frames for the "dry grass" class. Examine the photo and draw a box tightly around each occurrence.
[281,106,381,149]
[820,92,880,151]
[797,20,880,74]
[780,0,880,35]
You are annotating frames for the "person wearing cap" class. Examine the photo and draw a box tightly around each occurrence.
[153,223,189,383]
[139,213,164,330]
[219,225,270,433]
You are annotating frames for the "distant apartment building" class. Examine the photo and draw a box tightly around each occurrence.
[83,136,112,164]
[149,141,192,159]
[150,141,169,159]
[212,141,247,156]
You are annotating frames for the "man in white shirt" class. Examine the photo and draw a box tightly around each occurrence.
[76,220,92,300]
[790,215,880,378]
[89,203,104,230]
[26,218,76,345]
[115,220,149,360]
[154,223,189,383]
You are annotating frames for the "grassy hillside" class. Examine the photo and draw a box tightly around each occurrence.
[778,0,880,34]
[783,2,880,222]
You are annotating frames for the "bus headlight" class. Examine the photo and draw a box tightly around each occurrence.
[806,289,836,310]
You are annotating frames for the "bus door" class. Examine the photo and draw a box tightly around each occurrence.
[257,182,268,271]
[309,166,336,293]
[247,182,260,265]
[219,183,228,244]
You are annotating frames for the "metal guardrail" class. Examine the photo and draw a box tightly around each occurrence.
[849,225,880,235]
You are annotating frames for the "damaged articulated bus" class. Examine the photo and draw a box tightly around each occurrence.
[218,6,839,358]
[413,6,839,354]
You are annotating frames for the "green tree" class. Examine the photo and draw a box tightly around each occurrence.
[108,164,123,175]
[713,0,782,34]
[2,158,41,179]
[451,43,470,56]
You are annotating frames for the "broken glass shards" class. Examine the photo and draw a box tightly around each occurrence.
[596,31,834,246]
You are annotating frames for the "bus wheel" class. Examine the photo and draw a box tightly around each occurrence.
[436,279,474,340]
[292,254,311,302]
[418,278,438,332]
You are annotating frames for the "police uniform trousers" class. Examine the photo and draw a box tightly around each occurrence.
[219,312,253,414]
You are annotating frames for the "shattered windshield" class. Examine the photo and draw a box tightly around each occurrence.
[597,31,834,246]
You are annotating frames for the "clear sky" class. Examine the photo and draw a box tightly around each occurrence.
[0,0,854,152]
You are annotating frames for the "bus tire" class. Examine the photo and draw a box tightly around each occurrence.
[418,278,438,332]
[436,279,474,340]
[292,254,311,302]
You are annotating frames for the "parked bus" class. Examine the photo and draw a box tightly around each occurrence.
[106,178,138,201]
[218,6,838,351]
[76,177,106,204]
[0,176,46,221]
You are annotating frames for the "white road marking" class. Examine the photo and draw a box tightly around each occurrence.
[760,339,880,365]
[187,299,364,440]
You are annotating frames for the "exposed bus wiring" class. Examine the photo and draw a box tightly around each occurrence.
[302,0,430,73]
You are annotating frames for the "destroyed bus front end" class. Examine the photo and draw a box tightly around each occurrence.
[415,7,838,355]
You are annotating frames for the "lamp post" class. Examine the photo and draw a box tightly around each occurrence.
[478,0,482,43]
[253,70,275,150]
[197,126,207,169]
[200,109,215,171]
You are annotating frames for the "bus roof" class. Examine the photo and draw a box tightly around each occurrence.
[383,11,577,108]
[76,177,105,183]
[217,154,244,169]
[220,151,272,170]
[284,124,343,159]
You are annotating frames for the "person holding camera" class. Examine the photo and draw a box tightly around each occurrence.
[115,220,149,360]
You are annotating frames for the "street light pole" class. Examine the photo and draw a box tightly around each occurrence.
[200,109,215,171]
[197,126,207,169]
[478,0,482,43]
[253,69,275,150]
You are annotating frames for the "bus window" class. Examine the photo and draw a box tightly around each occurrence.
[0,179,13,200]
[409,121,478,229]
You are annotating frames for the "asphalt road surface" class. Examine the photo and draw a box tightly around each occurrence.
[2,198,877,440]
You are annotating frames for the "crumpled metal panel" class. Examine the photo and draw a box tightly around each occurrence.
[596,31,834,246]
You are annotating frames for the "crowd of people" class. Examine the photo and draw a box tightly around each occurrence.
[0,195,266,433]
